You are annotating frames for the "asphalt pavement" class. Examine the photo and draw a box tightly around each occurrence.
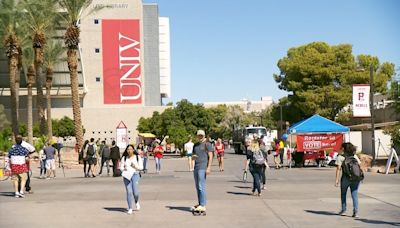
[1,148,399,228]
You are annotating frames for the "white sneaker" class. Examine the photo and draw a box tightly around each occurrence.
[127,209,133,214]
[15,192,20,198]
[135,202,140,211]
[19,192,25,198]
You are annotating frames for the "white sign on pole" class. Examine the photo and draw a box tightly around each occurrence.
[352,84,371,117]
[116,121,128,149]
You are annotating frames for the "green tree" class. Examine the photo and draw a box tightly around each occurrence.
[0,0,25,138]
[274,42,395,122]
[59,0,102,148]
[53,116,75,137]
[22,0,59,135]
[0,105,10,130]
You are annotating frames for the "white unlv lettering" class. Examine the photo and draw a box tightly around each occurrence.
[118,32,141,102]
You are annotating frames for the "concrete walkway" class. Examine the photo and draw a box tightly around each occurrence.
[1,149,399,228]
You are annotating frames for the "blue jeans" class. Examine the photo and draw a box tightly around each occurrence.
[250,165,263,193]
[340,176,360,213]
[155,157,161,172]
[40,160,46,176]
[193,169,207,206]
[123,173,140,209]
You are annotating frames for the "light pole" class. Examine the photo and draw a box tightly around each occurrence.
[369,65,376,167]
[280,105,283,138]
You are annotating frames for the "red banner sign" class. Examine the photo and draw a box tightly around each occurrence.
[296,134,343,152]
[102,20,142,104]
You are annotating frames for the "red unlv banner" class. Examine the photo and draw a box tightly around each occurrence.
[102,20,142,104]
[296,134,343,152]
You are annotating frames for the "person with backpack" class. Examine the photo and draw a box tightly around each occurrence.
[99,141,111,176]
[247,135,267,196]
[110,141,121,177]
[84,138,98,178]
[335,142,364,218]
[120,144,143,214]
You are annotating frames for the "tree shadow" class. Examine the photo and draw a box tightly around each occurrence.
[304,210,339,216]
[103,207,127,213]
[355,218,400,226]
[165,206,192,213]
[226,191,252,196]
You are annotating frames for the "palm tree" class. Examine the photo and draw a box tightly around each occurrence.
[23,0,59,135]
[23,47,36,144]
[59,0,101,147]
[0,0,24,138]
[44,41,65,140]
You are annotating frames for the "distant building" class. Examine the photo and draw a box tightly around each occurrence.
[203,96,273,113]
[0,0,170,144]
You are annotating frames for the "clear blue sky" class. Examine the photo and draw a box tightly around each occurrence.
[145,0,400,104]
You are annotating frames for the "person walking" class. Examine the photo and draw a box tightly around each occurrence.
[191,130,214,214]
[8,135,29,198]
[44,142,57,179]
[248,135,266,196]
[16,139,35,194]
[120,144,143,214]
[99,141,111,176]
[38,147,46,179]
[335,142,363,218]
[110,140,121,177]
[136,143,148,174]
[81,140,89,177]
[153,141,164,173]
[215,138,225,171]
[273,139,282,169]
[184,138,194,171]
[84,138,98,177]
[279,139,285,166]
[259,136,269,190]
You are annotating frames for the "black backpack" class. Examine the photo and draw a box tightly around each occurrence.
[102,145,111,158]
[342,156,364,181]
[87,144,95,156]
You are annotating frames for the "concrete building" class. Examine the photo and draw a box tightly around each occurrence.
[0,0,170,144]
[203,96,273,113]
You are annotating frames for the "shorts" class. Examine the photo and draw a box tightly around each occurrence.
[88,157,97,165]
[11,172,28,182]
[46,159,56,170]
[217,152,224,158]
[186,153,192,157]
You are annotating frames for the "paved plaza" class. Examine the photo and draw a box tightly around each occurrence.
[1,149,399,228]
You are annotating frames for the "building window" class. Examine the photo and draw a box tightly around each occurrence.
[96,77,101,82]
[95,48,100,53]
[92,131,95,134]
[94,19,99,24]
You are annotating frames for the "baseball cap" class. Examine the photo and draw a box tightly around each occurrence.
[196,130,205,136]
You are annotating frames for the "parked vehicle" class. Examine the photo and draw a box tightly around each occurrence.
[232,126,276,154]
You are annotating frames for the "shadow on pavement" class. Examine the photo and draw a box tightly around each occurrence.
[226,191,252,196]
[304,210,338,216]
[165,206,192,212]
[234,186,251,189]
[103,207,127,213]
[0,192,15,197]
[355,218,400,226]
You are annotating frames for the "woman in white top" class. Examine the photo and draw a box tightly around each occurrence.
[335,142,362,218]
[120,144,143,214]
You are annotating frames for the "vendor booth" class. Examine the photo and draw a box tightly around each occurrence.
[288,114,350,167]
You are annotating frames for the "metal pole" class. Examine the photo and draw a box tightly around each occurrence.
[280,105,283,137]
[370,65,376,167]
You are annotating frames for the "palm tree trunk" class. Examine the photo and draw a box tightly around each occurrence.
[46,68,53,140]
[8,55,19,138]
[34,47,46,135]
[27,65,35,144]
[15,68,20,120]
[67,49,83,147]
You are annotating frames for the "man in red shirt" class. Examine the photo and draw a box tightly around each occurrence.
[8,135,29,198]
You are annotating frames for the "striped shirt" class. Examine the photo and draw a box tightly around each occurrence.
[8,144,29,174]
